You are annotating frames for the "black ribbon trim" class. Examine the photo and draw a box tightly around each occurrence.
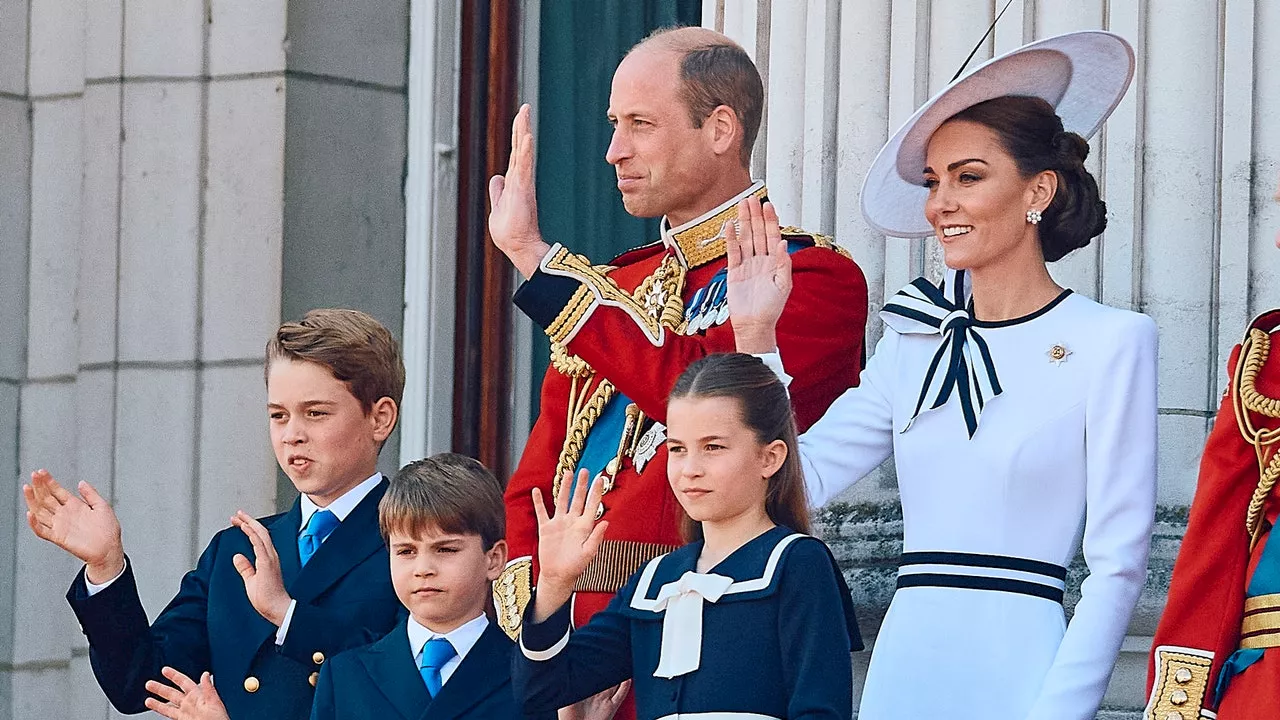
[900,551,1067,581]
[896,573,1064,604]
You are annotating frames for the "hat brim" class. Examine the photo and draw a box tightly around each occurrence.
[860,31,1135,239]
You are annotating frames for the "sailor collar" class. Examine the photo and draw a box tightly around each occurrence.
[630,525,804,608]
[625,526,806,678]
[660,180,767,269]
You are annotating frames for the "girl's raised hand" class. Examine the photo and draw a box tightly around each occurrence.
[726,197,793,353]
[531,469,609,620]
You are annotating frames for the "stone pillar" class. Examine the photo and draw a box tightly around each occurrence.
[0,0,288,716]
[281,0,410,483]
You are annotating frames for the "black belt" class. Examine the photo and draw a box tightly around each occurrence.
[895,551,1067,604]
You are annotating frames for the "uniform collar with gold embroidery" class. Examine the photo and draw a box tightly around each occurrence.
[660,180,767,269]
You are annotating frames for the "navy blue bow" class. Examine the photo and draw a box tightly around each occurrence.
[880,269,1003,438]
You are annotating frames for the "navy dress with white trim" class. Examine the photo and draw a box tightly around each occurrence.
[513,526,853,720]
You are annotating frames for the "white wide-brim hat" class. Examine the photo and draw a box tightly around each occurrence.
[860,30,1135,239]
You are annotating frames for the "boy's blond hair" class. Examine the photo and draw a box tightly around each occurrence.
[380,454,505,549]
[265,308,405,414]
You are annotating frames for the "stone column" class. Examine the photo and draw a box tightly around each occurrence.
[0,0,287,715]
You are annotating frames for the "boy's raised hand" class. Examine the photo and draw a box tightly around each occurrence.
[230,511,293,627]
[144,667,230,720]
[531,469,609,621]
[23,469,126,583]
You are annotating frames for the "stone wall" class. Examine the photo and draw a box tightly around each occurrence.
[0,1,408,716]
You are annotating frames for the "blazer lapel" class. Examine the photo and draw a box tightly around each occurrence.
[359,626,432,720]
[288,479,388,603]
[267,498,303,588]
[420,624,510,720]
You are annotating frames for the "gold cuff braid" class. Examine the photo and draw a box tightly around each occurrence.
[1144,646,1212,720]
[494,558,533,641]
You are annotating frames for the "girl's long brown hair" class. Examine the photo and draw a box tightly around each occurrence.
[668,353,810,542]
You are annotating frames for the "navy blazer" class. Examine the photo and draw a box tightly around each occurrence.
[515,526,855,720]
[66,479,402,719]
[310,620,553,720]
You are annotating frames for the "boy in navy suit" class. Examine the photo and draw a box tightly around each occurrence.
[309,453,557,720]
[22,309,405,720]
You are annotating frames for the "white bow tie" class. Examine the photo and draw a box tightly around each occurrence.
[650,571,735,678]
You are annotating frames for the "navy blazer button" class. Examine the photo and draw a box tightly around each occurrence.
[309,672,319,687]
[244,676,260,693]
[313,652,325,664]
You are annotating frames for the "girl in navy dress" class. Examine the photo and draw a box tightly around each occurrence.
[513,352,855,720]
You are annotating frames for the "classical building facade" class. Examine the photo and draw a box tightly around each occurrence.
[0,0,1276,717]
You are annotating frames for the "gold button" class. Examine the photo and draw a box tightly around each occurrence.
[313,652,325,665]
[1164,713,1184,720]
[1174,667,1193,684]
[309,672,319,687]
[1170,690,1189,706]
[244,676,260,693]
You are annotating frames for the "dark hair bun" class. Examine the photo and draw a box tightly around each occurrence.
[1051,131,1090,166]
[1042,130,1106,262]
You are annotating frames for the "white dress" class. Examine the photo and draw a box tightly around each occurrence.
[765,272,1158,720]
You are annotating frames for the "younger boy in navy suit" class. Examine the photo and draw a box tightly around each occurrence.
[310,453,556,720]
[22,309,405,720]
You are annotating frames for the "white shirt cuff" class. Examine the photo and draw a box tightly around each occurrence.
[84,560,128,596]
[753,350,793,389]
[275,599,298,645]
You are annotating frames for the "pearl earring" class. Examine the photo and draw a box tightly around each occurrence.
[1026,209,1043,225]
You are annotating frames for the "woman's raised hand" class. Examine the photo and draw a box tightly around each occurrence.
[726,197,792,353]
[531,469,609,621]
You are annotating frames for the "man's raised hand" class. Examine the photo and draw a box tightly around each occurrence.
[23,469,125,584]
[487,103,552,279]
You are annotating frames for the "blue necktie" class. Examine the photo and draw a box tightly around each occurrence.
[418,637,456,697]
[298,509,340,566]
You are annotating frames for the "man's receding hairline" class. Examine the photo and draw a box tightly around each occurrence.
[629,26,745,62]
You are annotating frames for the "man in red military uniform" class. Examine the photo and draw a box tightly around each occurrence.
[486,26,867,717]
[1144,173,1280,720]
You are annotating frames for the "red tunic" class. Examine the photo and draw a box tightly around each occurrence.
[494,185,868,717]
[1145,309,1280,720]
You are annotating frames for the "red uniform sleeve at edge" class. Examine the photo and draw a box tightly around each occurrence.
[1146,344,1254,708]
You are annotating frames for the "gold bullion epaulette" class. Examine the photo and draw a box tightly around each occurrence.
[779,226,853,260]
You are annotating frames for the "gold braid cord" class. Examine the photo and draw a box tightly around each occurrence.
[1235,327,1280,545]
[546,255,690,494]
[542,248,687,347]
[552,379,617,498]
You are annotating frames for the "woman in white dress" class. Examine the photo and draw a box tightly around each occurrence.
[726,32,1157,720]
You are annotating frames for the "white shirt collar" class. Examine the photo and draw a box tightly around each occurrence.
[299,472,382,532]
[407,613,489,664]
